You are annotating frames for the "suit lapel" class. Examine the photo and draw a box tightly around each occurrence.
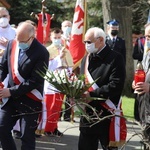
[18,52,28,67]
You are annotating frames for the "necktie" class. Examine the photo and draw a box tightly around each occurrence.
[112,38,115,44]
[18,49,25,65]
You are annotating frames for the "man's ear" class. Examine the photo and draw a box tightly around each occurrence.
[99,37,104,42]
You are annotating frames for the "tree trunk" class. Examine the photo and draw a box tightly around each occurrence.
[102,0,134,97]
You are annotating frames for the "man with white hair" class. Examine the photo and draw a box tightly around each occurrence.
[78,27,126,150]
[61,20,72,42]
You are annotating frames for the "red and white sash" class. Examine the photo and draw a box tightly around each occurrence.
[84,54,127,147]
[101,99,127,147]
[11,40,43,101]
[84,54,99,92]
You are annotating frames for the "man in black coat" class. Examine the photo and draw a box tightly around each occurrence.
[78,27,126,150]
[106,19,126,63]
[0,22,49,150]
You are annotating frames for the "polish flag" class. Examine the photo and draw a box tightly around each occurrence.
[69,0,86,70]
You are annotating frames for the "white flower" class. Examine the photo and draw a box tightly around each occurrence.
[72,80,84,89]
[38,67,98,99]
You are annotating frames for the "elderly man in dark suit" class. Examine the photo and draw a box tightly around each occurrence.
[0,22,49,150]
[78,27,126,150]
[106,19,126,63]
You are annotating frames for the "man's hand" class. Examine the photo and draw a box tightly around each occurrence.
[132,80,136,89]
[0,37,8,47]
[60,47,66,59]
[0,88,11,99]
[83,91,92,103]
[134,82,149,95]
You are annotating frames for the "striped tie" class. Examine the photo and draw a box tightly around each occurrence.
[18,49,25,65]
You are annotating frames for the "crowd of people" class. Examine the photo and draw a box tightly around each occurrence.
[0,5,149,150]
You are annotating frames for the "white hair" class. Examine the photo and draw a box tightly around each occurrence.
[86,27,106,42]
[0,7,9,15]
[61,20,72,27]
[145,24,150,33]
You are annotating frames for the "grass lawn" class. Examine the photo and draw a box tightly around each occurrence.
[122,96,135,120]
[69,96,135,120]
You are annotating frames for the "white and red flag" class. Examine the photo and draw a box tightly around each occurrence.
[70,0,87,70]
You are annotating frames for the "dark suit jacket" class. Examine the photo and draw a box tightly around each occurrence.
[80,44,126,134]
[81,44,126,106]
[106,36,126,63]
[0,38,49,107]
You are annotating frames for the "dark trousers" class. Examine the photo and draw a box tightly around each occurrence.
[64,97,71,120]
[78,116,111,150]
[78,132,118,150]
[59,97,71,121]
[0,98,41,150]
[134,94,140,121]
[78,101,120,150]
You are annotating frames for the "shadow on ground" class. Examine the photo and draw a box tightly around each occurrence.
[15,134,79,150]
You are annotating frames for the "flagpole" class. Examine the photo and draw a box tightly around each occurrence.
[83,0,87,56]
[83,0,87,41]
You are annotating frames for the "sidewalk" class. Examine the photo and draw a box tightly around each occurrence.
[9,119,144,150]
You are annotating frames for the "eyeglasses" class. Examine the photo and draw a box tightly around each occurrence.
[84,37,100,44]
[145,35,150,39]
[0,15,8,18]
[20,36,33,43]
[84,41,92,44]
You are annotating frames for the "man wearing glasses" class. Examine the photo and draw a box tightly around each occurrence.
[79,27,126,150]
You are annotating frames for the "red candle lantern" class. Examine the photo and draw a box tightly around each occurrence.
[134,61,145,85]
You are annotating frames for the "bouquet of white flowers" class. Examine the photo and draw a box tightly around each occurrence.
[43,68,96,100]
[37,68,100,117]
